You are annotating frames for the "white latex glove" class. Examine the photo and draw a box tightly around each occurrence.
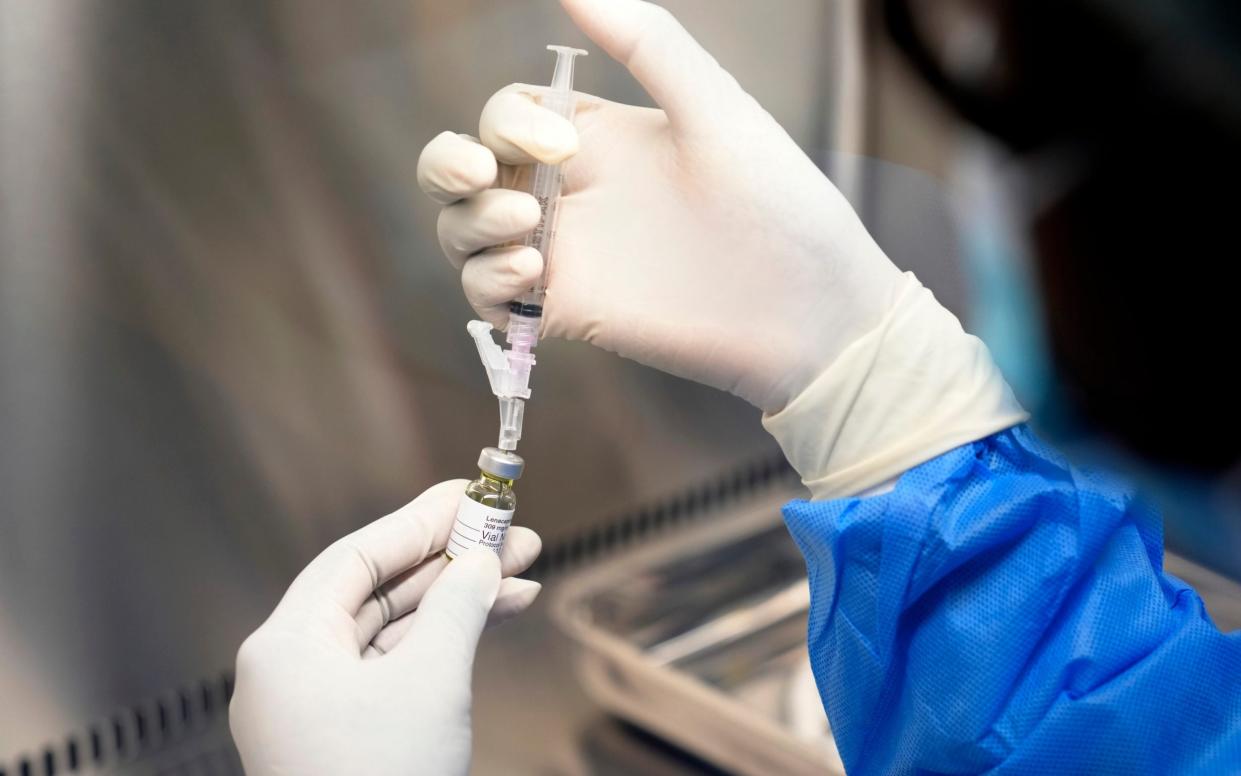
[418,0,1026,497]
[229,480,542,776]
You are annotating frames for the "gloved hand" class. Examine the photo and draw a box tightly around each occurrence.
[229,480,542,776]
[418,0,1026,497]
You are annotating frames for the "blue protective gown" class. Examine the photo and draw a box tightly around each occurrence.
[784,424,1241,774]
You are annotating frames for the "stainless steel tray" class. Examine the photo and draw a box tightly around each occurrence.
[552,489,845,776]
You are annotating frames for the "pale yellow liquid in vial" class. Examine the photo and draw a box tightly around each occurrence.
[445,471,517,559]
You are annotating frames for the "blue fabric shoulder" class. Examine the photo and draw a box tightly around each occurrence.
[783,424,1241,775]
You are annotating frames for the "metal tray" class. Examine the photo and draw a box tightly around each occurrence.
[552,489,845,776]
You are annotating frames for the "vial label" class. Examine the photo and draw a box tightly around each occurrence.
[446,494,515,558]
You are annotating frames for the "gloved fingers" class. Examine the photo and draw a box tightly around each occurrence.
[353,526,542,649]
[417,131,498,205]
[437,188,542,268]
[362,610,414,659]
[479,89,579,166]
[354,557,448,653]
[363,575,542,658]
[273,480,466,642]
[386,548,500,677]
[487,576,543,626]
[559,0,742,135]
[460,246,544,327]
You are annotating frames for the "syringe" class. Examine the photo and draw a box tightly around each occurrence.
[504,46,588,380]
[509,45,588,318]
[467,45,586,453]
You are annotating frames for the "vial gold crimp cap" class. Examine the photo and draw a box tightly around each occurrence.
[478,447,524,481]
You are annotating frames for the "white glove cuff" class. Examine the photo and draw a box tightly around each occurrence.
[763,272,1029,500]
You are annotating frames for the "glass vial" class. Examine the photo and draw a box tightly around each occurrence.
[445,447,524,559]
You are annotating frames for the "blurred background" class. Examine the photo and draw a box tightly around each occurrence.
[2,0,1237,773]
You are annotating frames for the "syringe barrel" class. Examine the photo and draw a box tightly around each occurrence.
[517,159,565,312]
[511,46,586,322]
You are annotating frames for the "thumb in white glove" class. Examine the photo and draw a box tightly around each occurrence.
[229,480,542,776]
[418,0,1026,497]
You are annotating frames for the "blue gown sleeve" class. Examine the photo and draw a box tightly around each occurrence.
[783,424,1241,775]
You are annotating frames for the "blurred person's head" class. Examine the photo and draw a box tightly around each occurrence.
[886,0,1241,474]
